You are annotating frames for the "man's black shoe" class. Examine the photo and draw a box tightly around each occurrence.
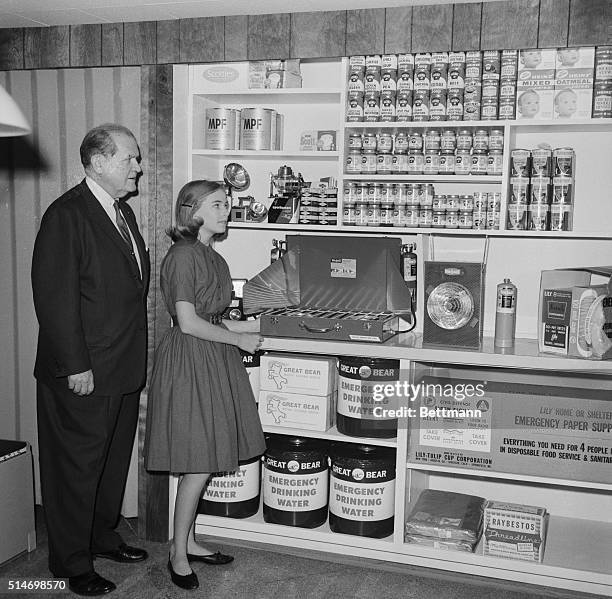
[68,571,116,596]
[94,543,148,563]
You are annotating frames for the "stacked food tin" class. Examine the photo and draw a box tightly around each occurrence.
[507,146,575,231]
[344,127,504,176]
[593,46,612,118]
[342,182,500,230]
[348,51,520,122]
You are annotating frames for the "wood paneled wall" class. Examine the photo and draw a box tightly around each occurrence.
[1,0,610,71]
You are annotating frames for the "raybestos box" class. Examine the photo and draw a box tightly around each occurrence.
[259,353,337,396]
[407,373,612,484]
[483,501,548,562]
[258,390,336,431]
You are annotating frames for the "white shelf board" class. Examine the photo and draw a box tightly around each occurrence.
[197,88,342,96]
[194,509,612,594]
[226,222,611,238]
[344,118,612,130]
[343,174,502,183]
[260,335,612,374]
[405,462,612,491]
[397,515,612,593]
[263,424,397,448]
[345,120,510,130]
[195,506,395,551]
[193,149,339,157]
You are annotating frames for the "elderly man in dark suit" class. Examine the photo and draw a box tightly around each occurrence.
[32,123,150,596]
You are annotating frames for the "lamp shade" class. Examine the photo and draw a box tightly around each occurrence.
[0,84,31,137]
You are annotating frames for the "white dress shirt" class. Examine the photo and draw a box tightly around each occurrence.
[85,176,142,276]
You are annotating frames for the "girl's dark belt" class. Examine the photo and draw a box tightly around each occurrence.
[172,313,222,326]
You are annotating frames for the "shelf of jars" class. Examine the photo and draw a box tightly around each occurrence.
[343,174,502,183]
[192,149,340,157]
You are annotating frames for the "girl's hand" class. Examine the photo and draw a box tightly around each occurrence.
[238,333,264,354]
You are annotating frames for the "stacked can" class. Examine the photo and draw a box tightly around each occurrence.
[431,192,500,230]
[342,183,499,230]
[507,147,575,231]
[481,50,500,120]
[396,54,414,122]
[347,56,366,122]
[299,188,338,225]
[499,50,518,119]
[464,51,483,120]
[447,51,466,121]
[342,181,435,228]
[345,128,503,176]
[593,46,612,118]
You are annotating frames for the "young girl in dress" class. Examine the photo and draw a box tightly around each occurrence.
[144,180,266,590]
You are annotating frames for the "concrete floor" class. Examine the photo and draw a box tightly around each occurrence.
[0,509,605,599]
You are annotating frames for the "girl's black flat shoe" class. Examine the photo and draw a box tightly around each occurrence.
[167,559,199,589]
[186,551,234,565]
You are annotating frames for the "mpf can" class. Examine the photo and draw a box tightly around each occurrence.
[240,107,275,150]
[205,108,240,150]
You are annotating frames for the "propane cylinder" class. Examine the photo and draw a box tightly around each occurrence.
[494,278,517,348]
[401,243,417,310]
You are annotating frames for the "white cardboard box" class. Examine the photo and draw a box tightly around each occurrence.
[517,48,555,119]
[258,390,336,431]
[259,353,337,396]
[554,47,595,120]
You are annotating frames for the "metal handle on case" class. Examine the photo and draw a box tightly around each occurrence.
[298,321,342,334]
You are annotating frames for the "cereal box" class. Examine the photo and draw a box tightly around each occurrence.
[517,49,556,119]
[554,46,595,119]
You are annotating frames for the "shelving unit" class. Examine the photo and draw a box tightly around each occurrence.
[173,58,612,596]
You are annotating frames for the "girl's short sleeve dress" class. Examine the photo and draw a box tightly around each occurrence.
[144,239,265,473]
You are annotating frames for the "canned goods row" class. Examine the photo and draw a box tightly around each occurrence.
[343,203,500,230]
[349,50,516,79]
[592,47,612,117]
[348,128,503,152]
[510,147,575,178]
[509,176,574,206]
[348,69,510,95]
[507,203,573,231]
[345,148,503,176]
[347,89,518,122]
[343,182,436,205]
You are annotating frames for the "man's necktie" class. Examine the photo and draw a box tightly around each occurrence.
[113,200,134,249]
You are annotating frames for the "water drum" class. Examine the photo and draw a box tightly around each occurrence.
[329,443,396,538]
[262,436,328,528]
[198,455,261,518]
[337,356,400,438]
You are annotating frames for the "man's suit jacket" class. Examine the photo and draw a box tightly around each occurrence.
[32,179,150,396]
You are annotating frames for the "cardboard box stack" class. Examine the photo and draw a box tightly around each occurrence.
[258,353,337,431]
[249,60,302,89]
[483,501,548,562]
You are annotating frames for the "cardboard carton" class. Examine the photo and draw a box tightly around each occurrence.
[258,390,336,431]
[554,46,595,119]
[538,266,612,359]
[259,353,337,396]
